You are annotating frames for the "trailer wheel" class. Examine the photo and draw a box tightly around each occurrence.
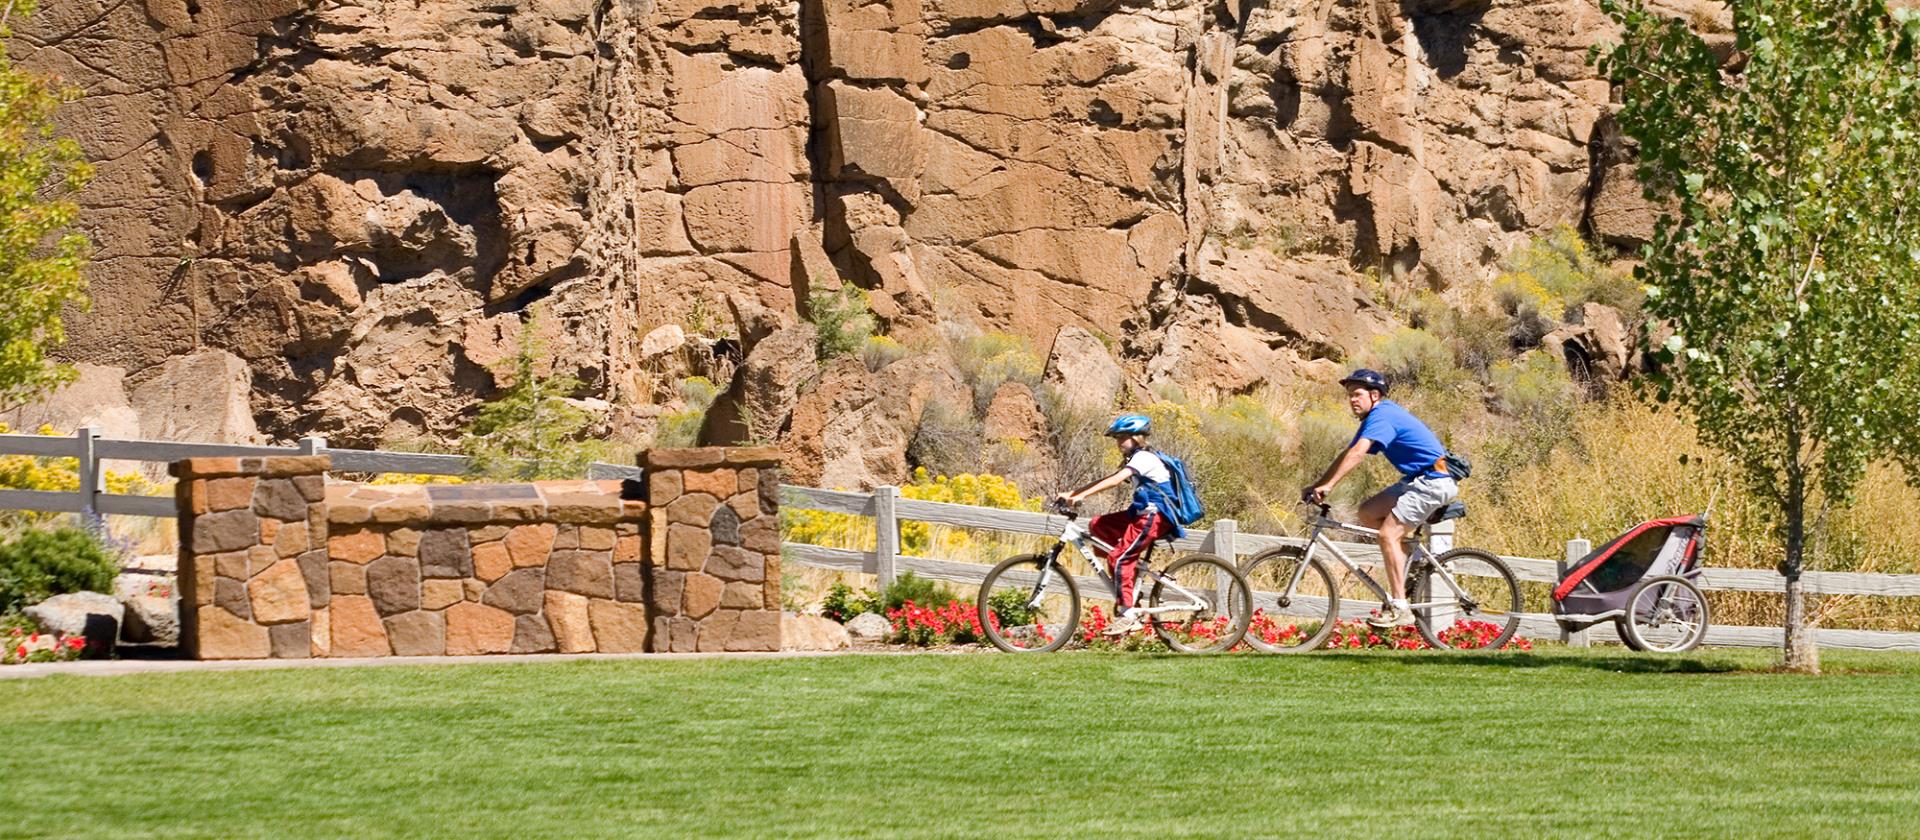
[1619,575,1710,653]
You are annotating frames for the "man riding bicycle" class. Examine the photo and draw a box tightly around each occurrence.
[1055,414,1177,637]
[1301,369,1458,629]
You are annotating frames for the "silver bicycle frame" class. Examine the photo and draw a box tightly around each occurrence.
[1024,515,1216,615]
[1286,513,1477,613]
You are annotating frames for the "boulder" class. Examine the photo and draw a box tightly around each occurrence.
[114,569,180,646]
[782,612,853,651]
[1542,303,1637,384]
[126,349,261,444]
[1042,327,1124,415]
[781,357,909,490]
[24,592,123,658]
[703,323,820,446]
[843,611,892,642]
[0,363,141,439]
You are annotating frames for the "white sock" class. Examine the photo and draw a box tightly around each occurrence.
[1389,598,1409,610]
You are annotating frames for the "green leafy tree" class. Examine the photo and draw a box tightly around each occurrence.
[0,1,92,410]
[460,314,605,481]
[1596,0,1920,671]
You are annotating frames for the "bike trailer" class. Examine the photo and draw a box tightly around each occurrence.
[1551,514,1706,628]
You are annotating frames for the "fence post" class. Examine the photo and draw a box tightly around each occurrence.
[1562,538,1591,647]
[1211,519,1237,606]
[75,426,102,533]
[297,435,327,455]
[873,485,899,590]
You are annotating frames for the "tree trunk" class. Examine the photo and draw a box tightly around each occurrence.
[1783,573,1819,673]
[1780,468,1820,673]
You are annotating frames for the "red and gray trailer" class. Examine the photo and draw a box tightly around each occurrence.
[1551,514,1710,652]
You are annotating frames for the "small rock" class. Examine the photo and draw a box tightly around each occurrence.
[24,592,123,658]
[843,611,892,642]
[782,612,852,651]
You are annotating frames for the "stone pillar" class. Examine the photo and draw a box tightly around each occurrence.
[172,456,331,660]
[642,447,783,652]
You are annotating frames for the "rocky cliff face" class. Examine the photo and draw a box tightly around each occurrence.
[17,0,1704,448]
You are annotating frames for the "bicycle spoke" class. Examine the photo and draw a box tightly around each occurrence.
[1147,555,1250,654]
[1240,547,1339,653]
[978,554,1080,653]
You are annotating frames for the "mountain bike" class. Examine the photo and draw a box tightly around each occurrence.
[976,501,1252,654]
[1237,502,1522,652]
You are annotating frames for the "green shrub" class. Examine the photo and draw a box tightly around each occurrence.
[861,335,911,372]
[807,285,874,360]
[653,377,718,448]
[984,588,1038,628]
[1494,227,1639,347]
[878,571,951,614]
[1369,328,1469,394]
[907,399,986,479]
[950,330,1042,413]
[820,581,881,622]
[460,312,612,481]
[0,526,116,613]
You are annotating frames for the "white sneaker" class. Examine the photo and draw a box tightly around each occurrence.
[1367,604,1415,629]
[1102,609,1146,636]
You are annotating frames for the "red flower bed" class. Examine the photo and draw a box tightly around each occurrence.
[887,599,986,646]
[3,627,87,665]
[1248,610,1533,651]
[891,600,1533,652]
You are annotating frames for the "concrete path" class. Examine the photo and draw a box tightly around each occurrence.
[0,648,877,680]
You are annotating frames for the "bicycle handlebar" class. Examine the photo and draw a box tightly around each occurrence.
[1049,498,1080,520]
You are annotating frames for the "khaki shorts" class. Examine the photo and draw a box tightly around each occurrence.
[1383,474,1458,527]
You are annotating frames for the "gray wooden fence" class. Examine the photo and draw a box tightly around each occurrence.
[8,431,1919,651]
[777,485,1920,653]
[0,427,635,524]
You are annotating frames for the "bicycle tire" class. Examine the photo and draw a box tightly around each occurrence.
[1411,547,1522,650]
[1238,546,1339,653]
[1146,554,1251,654]
[978,553,1080,653]
[1620,575,1710,653]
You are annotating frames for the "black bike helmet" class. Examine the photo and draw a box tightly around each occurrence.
[1339,368,1389,395]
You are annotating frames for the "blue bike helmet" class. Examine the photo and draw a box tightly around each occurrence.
[1105,414,1151,437]
[1339,368,1390,395]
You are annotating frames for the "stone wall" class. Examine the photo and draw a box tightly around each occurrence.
[643,447,785,652]
[171,447,783,659]
[174,456,331,659]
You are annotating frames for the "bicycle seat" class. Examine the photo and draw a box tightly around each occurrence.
[1427,501,1467,524]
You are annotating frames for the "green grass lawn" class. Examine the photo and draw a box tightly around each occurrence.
[4,648,1919,838]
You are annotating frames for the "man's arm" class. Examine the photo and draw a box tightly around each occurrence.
[1303,439,1372,503]
[1059,467,1133,505]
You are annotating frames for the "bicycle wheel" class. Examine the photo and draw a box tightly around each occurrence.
[1620,575,1709,653]
[1411,547,1522,650]
[978,553,1080,653]
[1238,546,1339,653]
[1146,554,1251,654]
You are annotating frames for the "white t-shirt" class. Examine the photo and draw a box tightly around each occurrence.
[1125,450,1170,484]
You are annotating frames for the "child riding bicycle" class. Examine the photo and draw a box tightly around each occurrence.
[1055,414,1179,636]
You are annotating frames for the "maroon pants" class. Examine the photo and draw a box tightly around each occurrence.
[1089,511,1172,609]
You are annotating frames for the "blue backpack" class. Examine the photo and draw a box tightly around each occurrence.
[1147,450,1205,532]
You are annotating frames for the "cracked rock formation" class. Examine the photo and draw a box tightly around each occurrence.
[18,0,1725,451]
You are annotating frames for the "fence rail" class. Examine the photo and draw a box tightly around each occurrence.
[778,486,1920,653]
[0,428,633,524]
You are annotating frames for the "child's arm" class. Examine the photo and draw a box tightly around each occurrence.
[1058,467,1133,506]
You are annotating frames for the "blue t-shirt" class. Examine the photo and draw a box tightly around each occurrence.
[1350,400,1448,479]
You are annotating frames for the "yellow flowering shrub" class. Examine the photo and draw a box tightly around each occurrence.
[783,468,1041,558]
[0,424,168,524]
[368,472,466,486]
